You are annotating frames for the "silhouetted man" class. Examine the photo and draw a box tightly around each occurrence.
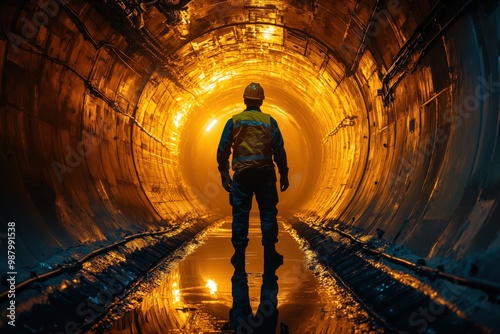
[217,82,289,264]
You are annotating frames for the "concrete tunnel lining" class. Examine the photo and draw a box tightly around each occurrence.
[1,0,500,325]
[138,45,365,214]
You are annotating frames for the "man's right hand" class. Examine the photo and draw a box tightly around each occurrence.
[280,175,289,192]
[220,171,233,192]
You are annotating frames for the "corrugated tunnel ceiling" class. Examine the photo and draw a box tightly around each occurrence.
[1,0,500,286]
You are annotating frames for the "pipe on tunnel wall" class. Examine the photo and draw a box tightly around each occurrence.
[341,3,500,270]
[0,0,500,286]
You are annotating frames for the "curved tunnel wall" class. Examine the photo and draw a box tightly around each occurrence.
[1,0,500,283]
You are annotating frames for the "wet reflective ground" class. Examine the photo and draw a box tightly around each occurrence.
[105,219,378,333]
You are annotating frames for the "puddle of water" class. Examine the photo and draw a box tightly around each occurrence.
[105,219,378,333]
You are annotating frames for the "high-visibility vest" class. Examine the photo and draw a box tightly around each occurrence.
[232,111,273,171]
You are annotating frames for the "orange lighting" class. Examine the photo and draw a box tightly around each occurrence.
[205,119,218,132]
[206,279,217,294]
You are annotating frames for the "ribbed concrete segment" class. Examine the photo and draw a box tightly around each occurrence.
[1,0,500,332]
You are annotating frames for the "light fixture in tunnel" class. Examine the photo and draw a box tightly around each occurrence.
[175,10,190,39]
[196,71,234,95]
[202,82,216,94]
[205,119,218,132]
[171,272,182,304]
[261,25,276,40]
[173,111,185,127]
[247,24,283,44]
[172,282,181,303]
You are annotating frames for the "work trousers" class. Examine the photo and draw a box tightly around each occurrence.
[230,166,279,248]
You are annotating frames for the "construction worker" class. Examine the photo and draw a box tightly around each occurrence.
[217,82,289,265]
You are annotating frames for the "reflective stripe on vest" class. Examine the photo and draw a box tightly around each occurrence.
[232,111,273,171]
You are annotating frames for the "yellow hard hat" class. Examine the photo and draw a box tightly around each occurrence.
[243,82,265,100]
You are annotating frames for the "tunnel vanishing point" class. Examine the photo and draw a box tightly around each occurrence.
[1,0,500,332]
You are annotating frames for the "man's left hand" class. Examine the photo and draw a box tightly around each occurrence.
[220,171,233,192]
[280,175,289,192]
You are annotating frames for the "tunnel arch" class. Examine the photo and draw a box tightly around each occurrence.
[138,25,371,216]
[1,0,500,287]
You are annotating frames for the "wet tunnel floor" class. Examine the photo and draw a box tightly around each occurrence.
[103,219,379,333]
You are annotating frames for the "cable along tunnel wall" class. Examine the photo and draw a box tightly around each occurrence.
[0,0,500,324]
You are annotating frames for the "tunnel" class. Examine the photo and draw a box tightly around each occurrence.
[1,0,500,332]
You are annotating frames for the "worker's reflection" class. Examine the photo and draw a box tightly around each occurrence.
[223,250,282,333]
